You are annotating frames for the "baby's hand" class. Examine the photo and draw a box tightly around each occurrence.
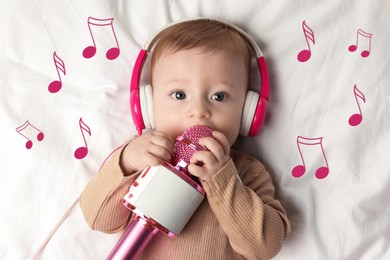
[188,131,230,181]
[121,131,174,174]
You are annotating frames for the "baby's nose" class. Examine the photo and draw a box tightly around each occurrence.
[186,99,211,119]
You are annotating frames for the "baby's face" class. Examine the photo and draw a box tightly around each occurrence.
[151,48,248,146]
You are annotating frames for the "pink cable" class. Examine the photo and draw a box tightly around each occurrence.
[31,197,79,260]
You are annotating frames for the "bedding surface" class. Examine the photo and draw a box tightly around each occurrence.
[1,0,390,259]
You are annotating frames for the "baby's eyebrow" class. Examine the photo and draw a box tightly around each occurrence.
[158,78,239,91]
[161,78,190,86]
[214,80,238,90]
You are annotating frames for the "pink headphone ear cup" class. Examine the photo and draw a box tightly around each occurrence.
[139,84,155,129]
[248,96,268,137]
[240,91,259,136]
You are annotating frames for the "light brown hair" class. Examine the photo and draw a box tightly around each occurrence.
[150,19,252,80]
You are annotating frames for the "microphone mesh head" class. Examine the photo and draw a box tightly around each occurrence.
[171,125,214,167]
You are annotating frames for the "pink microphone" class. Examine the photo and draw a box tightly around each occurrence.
[106,125,213,260]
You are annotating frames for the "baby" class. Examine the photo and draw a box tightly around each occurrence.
[80,18,291,259]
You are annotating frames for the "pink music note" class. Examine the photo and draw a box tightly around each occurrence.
[348,29,373,58]
[292,136,329,179]
[82,17,120,60]
[74,118,91,160]
[349,84,366,127]
[15,120,44,149]
[297,20,315,62]
[48,51,66,93]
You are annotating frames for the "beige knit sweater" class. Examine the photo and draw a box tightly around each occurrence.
[80,144,291,260]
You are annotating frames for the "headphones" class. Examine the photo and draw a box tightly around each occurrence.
[130,17,269,137]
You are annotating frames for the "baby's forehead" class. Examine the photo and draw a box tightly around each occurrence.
[151,48,250,92]
[165,41,249,55]
[153,47,250,71]
[149,43,252,92]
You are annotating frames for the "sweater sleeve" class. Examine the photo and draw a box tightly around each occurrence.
[79,144,140,233]
[201,150,291,259]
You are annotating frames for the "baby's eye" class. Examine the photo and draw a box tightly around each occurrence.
[211,92,229,102]
[170,90,186,100]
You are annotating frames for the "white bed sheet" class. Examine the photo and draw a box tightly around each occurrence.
[1,0,390,259]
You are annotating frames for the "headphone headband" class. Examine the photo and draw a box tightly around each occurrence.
[131,17,270,136]
[144,17,264,58]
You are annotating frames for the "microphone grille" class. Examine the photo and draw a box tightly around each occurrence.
[171,125,214,167]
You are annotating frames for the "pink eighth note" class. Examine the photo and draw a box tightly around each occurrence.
[349,84,366,126]
[15,120,44,149]
[348,29,373,58]
[292,136,329,179]
[82,17,120,60]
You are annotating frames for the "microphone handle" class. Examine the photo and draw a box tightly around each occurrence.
[106,216,158,260]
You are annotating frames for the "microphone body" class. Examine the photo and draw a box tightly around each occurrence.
[106,125,213,260]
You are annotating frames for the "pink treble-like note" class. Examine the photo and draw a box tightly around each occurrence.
[74,118,92,160]
[48,51,66,93]
[15,120,44,149]
[82,17,120,60]
[348,84,366,127]
[348,29,373,58]
[291,136,329,179]
[297,20,315,62]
